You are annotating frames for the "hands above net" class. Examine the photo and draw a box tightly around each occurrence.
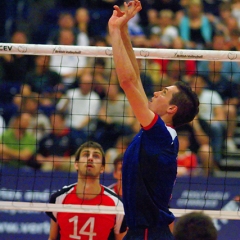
[108,0,142,31]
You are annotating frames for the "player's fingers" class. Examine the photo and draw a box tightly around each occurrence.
[112,10,118,16]
[114,5,124,16]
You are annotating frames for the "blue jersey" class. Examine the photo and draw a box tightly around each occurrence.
[122,113,178,229]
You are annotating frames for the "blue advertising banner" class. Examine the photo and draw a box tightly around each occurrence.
[170,176,240,240]
[0,167,239,240]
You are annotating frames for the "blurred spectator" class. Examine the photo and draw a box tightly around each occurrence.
[149,10,179,48]
[0,84,30,126]
[154,36,196,82]
[46,84,67,107]
[47,12,78,45]
[56,70,101,139]
[36,111,81,172]
[49,28,87,88]
[207,2,232,38]
[20,93,51,141]
[0,30,34,124]
[93,82,134,151]
[225,16,239,38]
[91,59,119,103]
[204,61,239,153]
[228,29,240,51]
[179,0,213,50]
[24,55,62,94]
[190,75,226,166]
[149,0,184,23]
[197,33,240,85]
[177,117,214,176]
[137,59,155,98]
[231,0,240,28]
[105,135,132,174]
[108,153,123,198]
[89,36,114,78]
[127,11,147,47]
[166,60,195,86]
[143,58,165,92]
[144,8,159,38]
[173,211,217,240]
[75,7,92,44]
[0,30,35,83]
[176,129,198,177]
[0,112,37,169]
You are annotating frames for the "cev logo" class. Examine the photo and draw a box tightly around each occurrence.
[0,45,12,51]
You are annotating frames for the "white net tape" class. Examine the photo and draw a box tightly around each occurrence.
[0,201,239,219]
[0,43,240,61]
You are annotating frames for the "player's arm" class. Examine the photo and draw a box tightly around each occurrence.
[119,7,146,102]
[115,231,127,240]
[48,219,59,240]
[109,1,154,127]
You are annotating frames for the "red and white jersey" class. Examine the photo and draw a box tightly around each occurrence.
[46,184,126,240]
[108,182,122,199]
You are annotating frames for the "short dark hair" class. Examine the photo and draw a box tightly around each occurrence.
[173,211,217,240]
[171,81,199,128]
[50,110,66,120]
[75,141,105,166]
[113,153,123,172]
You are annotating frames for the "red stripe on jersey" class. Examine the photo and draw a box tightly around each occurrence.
[142,113,158,130]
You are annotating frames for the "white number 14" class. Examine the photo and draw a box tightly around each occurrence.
[69,216,97,240]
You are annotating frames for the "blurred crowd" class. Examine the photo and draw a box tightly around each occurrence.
[0,0,240,176]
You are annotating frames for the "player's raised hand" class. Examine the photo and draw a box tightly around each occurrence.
[108,0,142,30]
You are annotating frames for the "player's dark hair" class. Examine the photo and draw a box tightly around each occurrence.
[75,141,105,166]
[113,153,123,172]
[171,81,199,128]
[173,211,217,240]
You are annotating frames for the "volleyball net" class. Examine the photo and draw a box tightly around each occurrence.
[0,43,240,222]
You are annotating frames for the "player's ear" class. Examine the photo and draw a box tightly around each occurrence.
[168,105,178,115]
[74,162,79,171]
[100,165,105,174]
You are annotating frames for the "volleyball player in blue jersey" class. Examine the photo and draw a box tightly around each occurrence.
[108,1,199,239]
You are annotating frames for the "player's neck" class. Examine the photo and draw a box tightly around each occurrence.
[162,115,173,127]
[76,180,102,200]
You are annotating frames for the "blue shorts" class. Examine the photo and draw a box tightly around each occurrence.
[123,225,174,240]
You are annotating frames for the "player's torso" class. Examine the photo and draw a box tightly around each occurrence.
[56,186,117,240]
[57,212,115,240]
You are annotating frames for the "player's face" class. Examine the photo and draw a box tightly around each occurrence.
[75,148,104,178]
[149,86,178,116]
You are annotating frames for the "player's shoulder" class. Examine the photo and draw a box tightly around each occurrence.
[49,182,76,203]
[102,185,123,205]
[166,125,177,141]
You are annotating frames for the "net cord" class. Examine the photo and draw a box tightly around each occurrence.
[0,201,239,220]
[0,43,240,61]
